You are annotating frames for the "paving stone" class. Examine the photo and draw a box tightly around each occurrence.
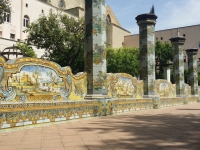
[0,103,199,150]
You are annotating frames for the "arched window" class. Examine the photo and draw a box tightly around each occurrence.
[4,10,10,22]
[106,14,111,23]
[23,15,29,27]
[59,0,65,8]
[106,15,111,47]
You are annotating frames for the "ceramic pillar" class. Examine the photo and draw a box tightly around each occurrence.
[186,48,198,95]
[164,66,171,82]
[135,14,157,96]
[169,37,186,95]
[84,0,108,99]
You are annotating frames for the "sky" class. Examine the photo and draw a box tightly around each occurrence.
[106,0,200,34]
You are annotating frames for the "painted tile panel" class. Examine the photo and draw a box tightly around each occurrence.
[0,57,87,102]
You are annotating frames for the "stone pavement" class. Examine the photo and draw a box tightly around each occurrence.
[0,103,200,150]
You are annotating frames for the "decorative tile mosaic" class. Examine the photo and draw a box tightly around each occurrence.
[184,83,191,96]
[187,50,198,95]
[155,79,176,98]
[171,40,185,95]
[0,57,87,102]
[139,22,156,95]
[85,0,107,95]
[107,73,143,98]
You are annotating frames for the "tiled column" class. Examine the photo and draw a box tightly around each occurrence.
[135,14,157,96]
[84,0,108,99]
[164,66,171,82]
[186,48,198,95]
[169,37,186,95]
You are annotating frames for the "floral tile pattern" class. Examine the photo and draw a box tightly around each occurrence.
[172,44,185,95]
[139,24,156,95]
[187,50,198,95]
[85,0,107,95]
[107,73,143,98]
[155,80,176,98]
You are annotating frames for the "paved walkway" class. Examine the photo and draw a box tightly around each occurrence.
[0,103,200,150]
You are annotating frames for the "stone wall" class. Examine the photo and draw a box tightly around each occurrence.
[123,25,200,61]
[49,0,84,10]
[123,34,139,48]
[112,24,130,48]
[65,7,85,18]
[106,6,121,27]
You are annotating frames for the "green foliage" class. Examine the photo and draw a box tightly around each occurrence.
[107,42,172,80]
[185,70,200,86]
[16,42,37,58]
[156,71,164,80]
[155,40,173,79]
[184,69,189,84]
[155,40,173,65]
[24,10,84,74]
[107,47,139,77]
[0,0,10,24]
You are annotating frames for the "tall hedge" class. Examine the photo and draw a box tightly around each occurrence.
[106,47,139,77]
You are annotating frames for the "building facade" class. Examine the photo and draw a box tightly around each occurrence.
[0,0,80,58]
[0,0,130,58]
[1,0,199,61]
[124,24,200,62]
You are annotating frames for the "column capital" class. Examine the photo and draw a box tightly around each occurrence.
[135,13,157,26]
[169,37,186,44]
[186,48,198,55]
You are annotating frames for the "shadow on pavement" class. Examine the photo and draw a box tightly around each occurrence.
[76,105,200,150]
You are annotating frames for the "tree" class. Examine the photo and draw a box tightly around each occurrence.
[24,10,84,74]
[107,43,173,79]
[0,0,10,24]
[16,42,37,58]
[107,47,140,77]
[155,40,173,79]
[184,69,188,84]
[185,69,200,86]
[32,70,41,89]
